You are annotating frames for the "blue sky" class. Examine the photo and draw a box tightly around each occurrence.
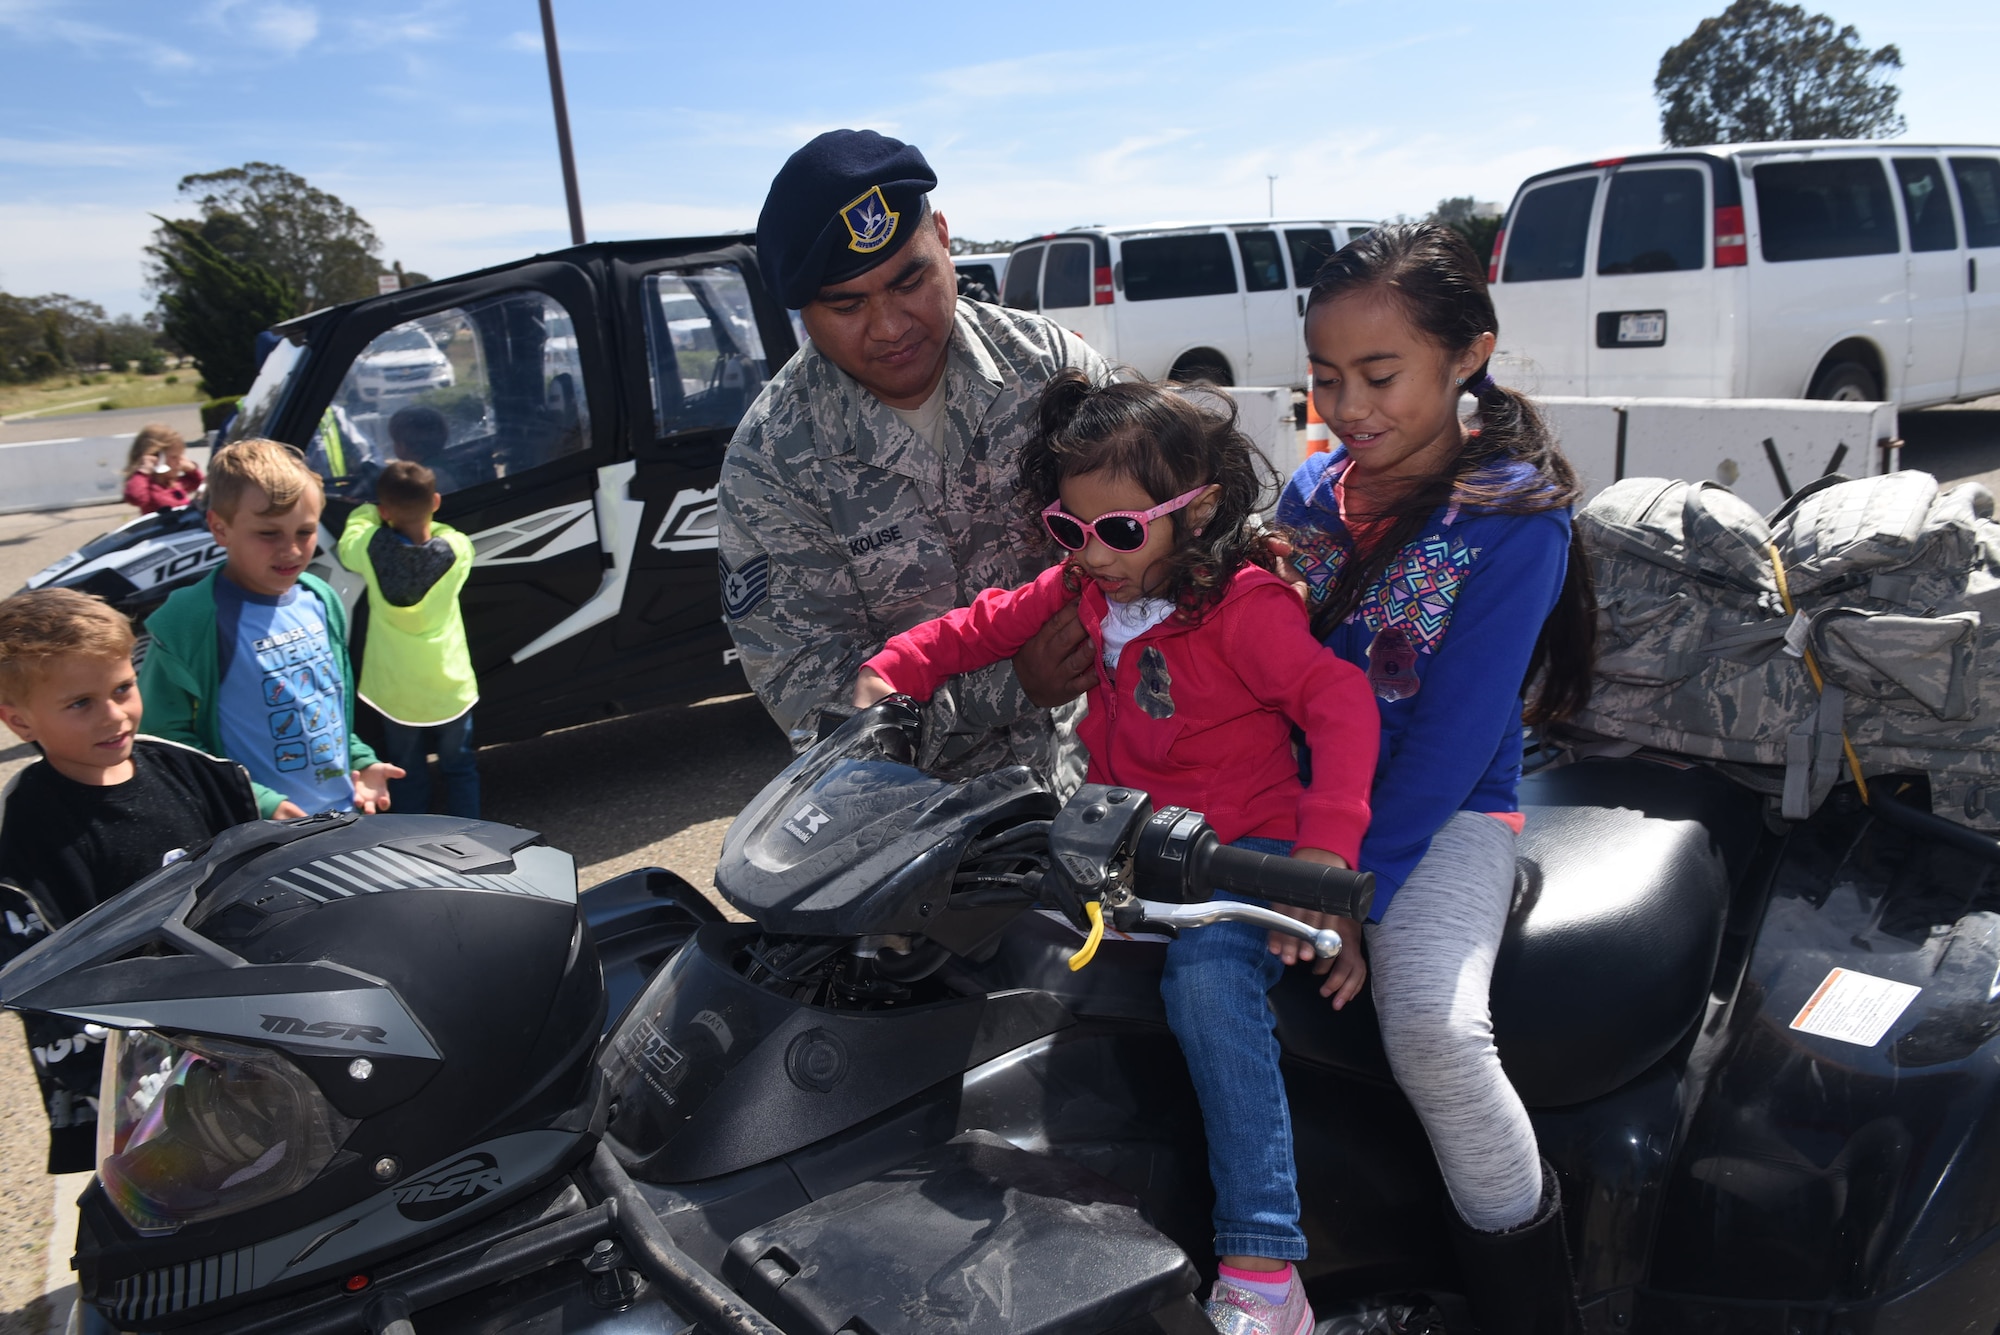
[2,0,1993,317]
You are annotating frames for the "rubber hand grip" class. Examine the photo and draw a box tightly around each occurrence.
[1197,843,1375,922]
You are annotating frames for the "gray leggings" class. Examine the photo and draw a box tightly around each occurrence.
[1364,810,1544,1232]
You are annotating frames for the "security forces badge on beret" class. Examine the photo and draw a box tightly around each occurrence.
[841,186,899,255]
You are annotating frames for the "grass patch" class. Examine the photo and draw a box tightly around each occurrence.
[0,368,203,421]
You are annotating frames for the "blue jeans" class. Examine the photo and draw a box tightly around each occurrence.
[1159,835,1305,1261]
[377,712,480,818]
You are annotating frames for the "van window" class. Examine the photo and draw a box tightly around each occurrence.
[957,263,1000,292]
[1598,168,1706,274]
[1951,157,2000,249]
[1755,158,1899,262]
[645,266,769,438]
[1236,232,1287,292]
[1122,234,1238,302]
[1284,228,1335,288]
[1345,226,1373,246]
[1894,159,1959,252]
[1003,246,1044,310]
[1043,241,1092,309]
[1503,177,1597,282]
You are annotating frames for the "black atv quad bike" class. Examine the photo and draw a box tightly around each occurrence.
[12,699,2000,1335]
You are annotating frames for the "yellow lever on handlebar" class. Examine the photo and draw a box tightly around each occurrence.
[1067,901,1105,971]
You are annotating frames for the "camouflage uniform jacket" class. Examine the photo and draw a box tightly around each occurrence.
[719,299,1110,780]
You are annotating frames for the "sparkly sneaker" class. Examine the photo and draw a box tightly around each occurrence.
[1204,1267,1314,1335]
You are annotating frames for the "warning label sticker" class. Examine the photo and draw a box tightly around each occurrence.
[1788,968,1922,1047]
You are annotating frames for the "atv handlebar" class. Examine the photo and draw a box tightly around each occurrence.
[1195,842,1374,921]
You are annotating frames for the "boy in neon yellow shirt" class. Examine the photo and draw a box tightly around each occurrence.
[337,460,481,816]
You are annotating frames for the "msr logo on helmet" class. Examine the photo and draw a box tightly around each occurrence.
[393,1152,503,1221]
[260,1014,389,1043]
[840,185,899,254]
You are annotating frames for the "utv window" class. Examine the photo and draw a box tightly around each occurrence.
[1042,241,1093,309]
[646,266,771,438]
[1122,234,1238,302]
[1284,228,1335,288]
[1236,231,1288,292]
[1952,157,2000,249]
[228,336,305,444]
[1003,246,1044,310]
[1503,177,1597,282]
[1598,168,1706,274]
[1755,158,1900,262]
[316,290,591,497]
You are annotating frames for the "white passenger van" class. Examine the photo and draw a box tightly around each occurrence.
[1003,219,1376,388]
[1489,141,2000,406]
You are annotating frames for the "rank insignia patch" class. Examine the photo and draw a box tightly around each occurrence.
[720,553,770,620]
[840,185,900,254]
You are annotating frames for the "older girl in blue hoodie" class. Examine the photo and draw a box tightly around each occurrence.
[1171,222,1596,1335]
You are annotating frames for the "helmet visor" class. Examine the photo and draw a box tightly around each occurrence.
[96,1031,354,1234]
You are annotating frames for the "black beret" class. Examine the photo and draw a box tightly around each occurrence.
[756,130,938,310]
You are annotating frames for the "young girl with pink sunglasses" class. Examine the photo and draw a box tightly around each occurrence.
[855,371,1381,1330]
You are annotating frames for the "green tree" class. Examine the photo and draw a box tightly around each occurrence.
[1428,198,1502,264]
[1655,1,1904,146]
[153,162,385,309]
[147,218,297,397]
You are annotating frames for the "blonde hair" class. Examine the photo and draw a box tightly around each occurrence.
[0,590,137,706]
[207,437,321,519]
[124,423,186,476]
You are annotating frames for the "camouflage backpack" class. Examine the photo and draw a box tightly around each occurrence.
[1566,470,2000,828]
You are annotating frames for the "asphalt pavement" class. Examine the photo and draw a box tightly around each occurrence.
[0,404,202,447]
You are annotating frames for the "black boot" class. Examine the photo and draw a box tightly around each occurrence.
[1444,1162,1584,1335]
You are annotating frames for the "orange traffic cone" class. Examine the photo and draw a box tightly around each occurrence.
[1304,393,1333,455]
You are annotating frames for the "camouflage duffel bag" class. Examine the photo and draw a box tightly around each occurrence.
[1566,470,2000,827]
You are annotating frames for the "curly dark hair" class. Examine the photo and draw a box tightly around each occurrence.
[1017,369,1278,619]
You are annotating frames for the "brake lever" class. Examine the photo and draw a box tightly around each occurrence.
[1130,898,1343,959]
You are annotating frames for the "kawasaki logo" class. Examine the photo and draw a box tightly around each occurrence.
[393,1152,503,1221]
[259,1014,389,1044]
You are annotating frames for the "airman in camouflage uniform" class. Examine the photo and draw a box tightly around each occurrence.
[719,130,1108,782]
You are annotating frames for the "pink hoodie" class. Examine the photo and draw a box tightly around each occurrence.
[864,562,1377,866]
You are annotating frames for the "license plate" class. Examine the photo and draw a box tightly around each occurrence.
[1618,311,1666,344]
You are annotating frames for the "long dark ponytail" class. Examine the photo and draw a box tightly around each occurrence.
[1302,222,1596,725]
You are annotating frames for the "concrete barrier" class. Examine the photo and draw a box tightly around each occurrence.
[1537,397,1899,514]
[0,434,134,514]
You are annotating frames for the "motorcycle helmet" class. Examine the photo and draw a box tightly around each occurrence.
[0,811,607,1330]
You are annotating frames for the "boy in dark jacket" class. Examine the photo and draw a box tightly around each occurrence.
[0,589,259,1171]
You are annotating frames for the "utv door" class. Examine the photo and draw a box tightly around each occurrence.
[272,261,617,742]
[605,242,796,678]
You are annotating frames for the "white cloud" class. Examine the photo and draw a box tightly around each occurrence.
[0,0,196,70]
[0,137,163,168]
[0,203,171,314]
[506,29,542,53]
[244,2,320,55]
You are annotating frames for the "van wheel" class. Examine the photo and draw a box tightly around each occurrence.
[1169,351,1233,387]
[1808,360,1881,402]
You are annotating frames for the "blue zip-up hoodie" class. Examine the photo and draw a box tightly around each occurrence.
[1277,448,1572,917]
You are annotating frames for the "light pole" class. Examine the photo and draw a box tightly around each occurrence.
[539,0,586,245]
[1267,174,1278,219]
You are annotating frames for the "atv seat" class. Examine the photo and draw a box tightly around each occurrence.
[1271,757,1763,1108]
